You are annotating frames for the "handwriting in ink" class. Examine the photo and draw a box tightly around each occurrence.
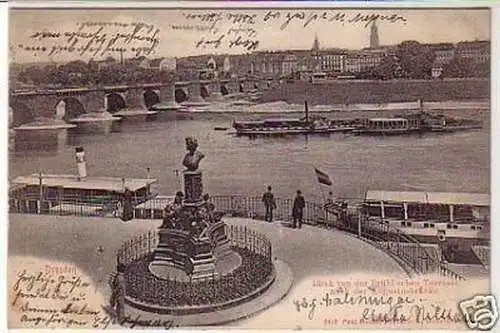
[11,269,111,329]
[183,12,223,23]
[348,13,407,28]
[361,303,464,324]
[228,36,259,51]
[293,291,416,320]
[195,34,225,49]
[20,21,160,58]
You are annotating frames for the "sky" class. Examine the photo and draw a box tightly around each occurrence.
[9,8,490,64]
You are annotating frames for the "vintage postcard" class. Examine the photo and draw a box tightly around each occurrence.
[7,3,495,331]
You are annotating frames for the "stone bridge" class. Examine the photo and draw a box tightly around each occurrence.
[9,78,276,126]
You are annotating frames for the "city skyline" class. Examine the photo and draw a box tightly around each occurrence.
[9,8,490,64]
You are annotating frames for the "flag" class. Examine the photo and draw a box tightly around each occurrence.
[314,168,332,186]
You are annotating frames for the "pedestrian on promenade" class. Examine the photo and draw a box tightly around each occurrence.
[324,191,335,225]
[109,263,126,321]
[120,188,134,222]
[262,186,276,222]
[292,190,306,229]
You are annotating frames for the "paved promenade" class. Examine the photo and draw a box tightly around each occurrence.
[8,214,407,327]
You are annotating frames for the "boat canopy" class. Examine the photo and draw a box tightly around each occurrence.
[11,174,158,192]
[369,118,408,122]
[365,190,490,207]
[264,118,303,122]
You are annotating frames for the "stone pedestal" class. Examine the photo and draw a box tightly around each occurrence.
[151,153,232,280]
[184,171,203,204]
[151,229,216,280]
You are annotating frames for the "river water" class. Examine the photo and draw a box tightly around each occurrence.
[9,100,490,202]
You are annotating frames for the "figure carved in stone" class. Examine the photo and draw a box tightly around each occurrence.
[182,137,205,171]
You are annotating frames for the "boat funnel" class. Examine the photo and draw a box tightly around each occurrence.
[304,100,309,123]
[75,146,87,181]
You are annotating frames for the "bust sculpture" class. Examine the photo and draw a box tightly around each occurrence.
[182,137,205,171]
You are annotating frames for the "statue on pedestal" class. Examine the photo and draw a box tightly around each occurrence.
[182,137,205,172]
[152,136,230,279]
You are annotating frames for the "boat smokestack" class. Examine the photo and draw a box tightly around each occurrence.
[75,147,87,181]
[305,100,309,123]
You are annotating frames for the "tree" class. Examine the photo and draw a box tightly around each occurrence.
[473,62,490,78]
[63,60,89,74]
[371,55,402,80]
[396,41,435,79]
[441,57,474,78]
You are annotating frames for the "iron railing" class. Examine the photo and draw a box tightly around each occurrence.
[10,192,464,280]
[117,226,273,308]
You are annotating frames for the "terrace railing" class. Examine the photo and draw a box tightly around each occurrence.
[10,192,464,280]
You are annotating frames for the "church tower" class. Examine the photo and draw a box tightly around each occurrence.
[312,33,320,54]
[370,22,379,49]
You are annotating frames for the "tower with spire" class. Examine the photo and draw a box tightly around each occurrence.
[312,33,320,54]
[370,22,380,49]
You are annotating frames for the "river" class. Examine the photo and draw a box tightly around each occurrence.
[9,100,490,202]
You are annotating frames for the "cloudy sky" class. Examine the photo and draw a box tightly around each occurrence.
[9,8,490,63]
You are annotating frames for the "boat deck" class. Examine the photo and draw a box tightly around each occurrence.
[11,174,158,192]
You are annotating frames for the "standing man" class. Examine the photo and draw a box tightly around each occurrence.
[292,190,306,229]
[109,263,126,321]
[262,186,276,222]
[324,191,335,225]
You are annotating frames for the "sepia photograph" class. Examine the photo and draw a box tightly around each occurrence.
[7,3,495,330]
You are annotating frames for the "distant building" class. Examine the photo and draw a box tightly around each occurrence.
[96,57,117,71]
[223,57,231,73]
[146,57,177,71]
[312,34,320,55]
[370,22,380,49]
[124,56,149,69]
[455,40,490,64]
[207,57,217,70]
[159,57,177,71]
[149,58,164,71]
[317,52,346,73]
[281,54,298,76]
[344,49,386,73]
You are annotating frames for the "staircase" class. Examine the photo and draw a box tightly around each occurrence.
[471,245,490,269]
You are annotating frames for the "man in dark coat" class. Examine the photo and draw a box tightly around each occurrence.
[120,188,134,222]
[292,190,305,229]
[262,186,276,222]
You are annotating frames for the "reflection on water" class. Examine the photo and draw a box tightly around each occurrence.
[9,100,490,202]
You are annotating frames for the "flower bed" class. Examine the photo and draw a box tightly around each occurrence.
[124,246,274,308]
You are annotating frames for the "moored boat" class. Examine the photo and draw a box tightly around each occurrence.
[361,190,490,264]
[232,101,357,136]
[352,99,483,136]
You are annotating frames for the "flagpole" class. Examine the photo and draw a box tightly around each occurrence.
[313,166,328,224]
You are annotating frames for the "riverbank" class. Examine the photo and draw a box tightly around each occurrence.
[260,79,490,105]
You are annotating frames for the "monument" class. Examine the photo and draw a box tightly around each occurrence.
[150,137,231,280]
[117,137,280,321]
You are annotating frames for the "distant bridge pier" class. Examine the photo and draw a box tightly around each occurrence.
[125,88,148,110]
[186,82,206,103]
[159,85,175,103]
[220,80,230,96]
[226,81,240,95]
[202,80,224,101]
[79,91,106,113]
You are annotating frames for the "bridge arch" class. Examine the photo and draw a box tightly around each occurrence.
[144,90,160,109]
[200,85,210,99]
[55,97,86,121]
[220,84,229,96]
[175,88,188,103]
[106,93,126,113]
